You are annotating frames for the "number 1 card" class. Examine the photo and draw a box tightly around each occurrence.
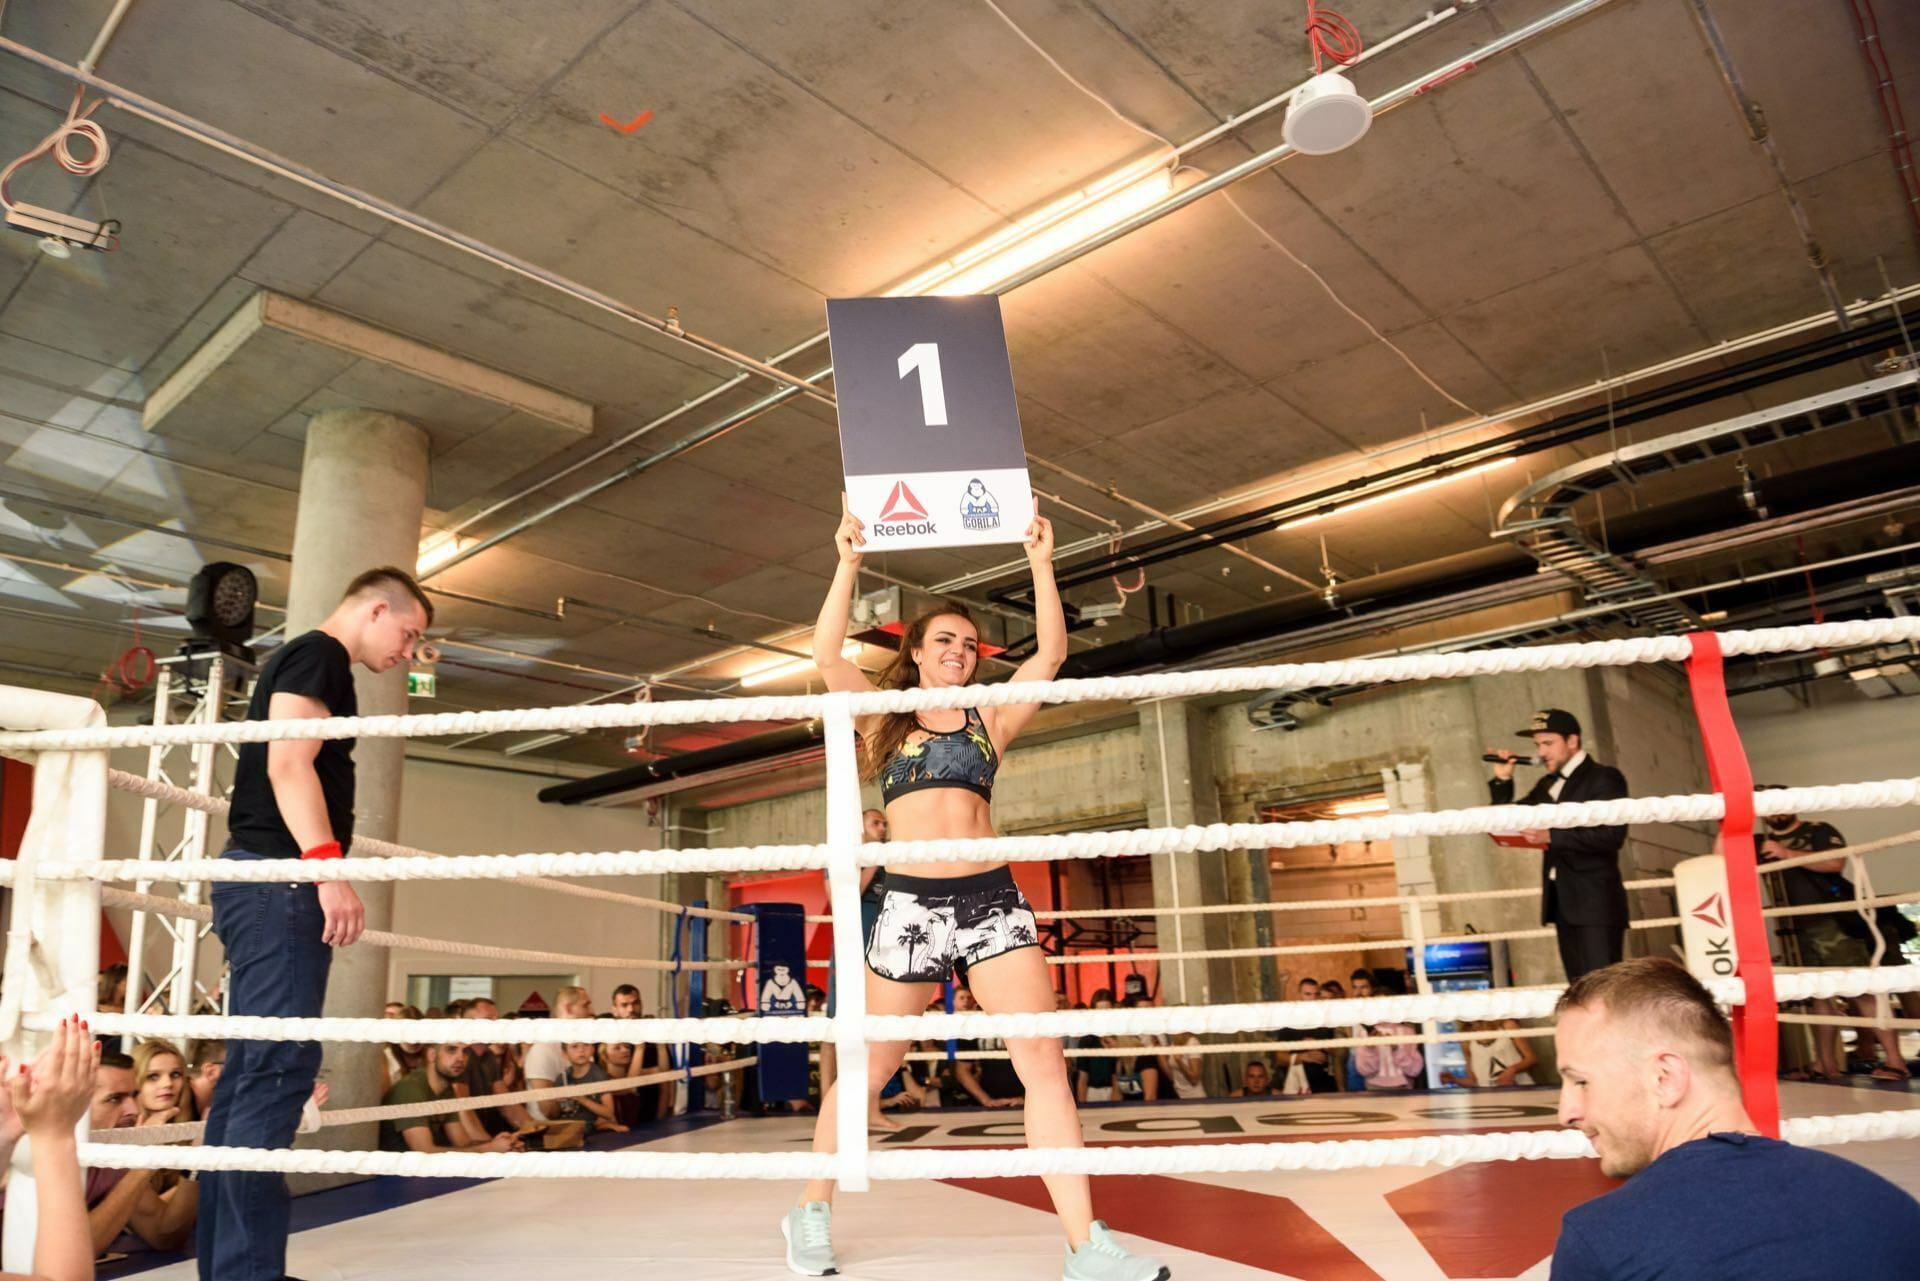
[825,295,1035,552]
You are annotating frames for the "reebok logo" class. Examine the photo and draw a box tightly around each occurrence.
[1690,893,1727,930]
[876,481,929,522]
[1689,892,1735,974]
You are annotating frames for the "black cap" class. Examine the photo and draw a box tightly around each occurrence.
[1517,708,1581,738]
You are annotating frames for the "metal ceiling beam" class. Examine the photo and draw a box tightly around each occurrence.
[1494,371,1920,632]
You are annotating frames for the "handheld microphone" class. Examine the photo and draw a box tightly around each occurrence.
[1482,753,1540,766]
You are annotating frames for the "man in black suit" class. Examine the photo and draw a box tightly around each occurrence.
[1488,708,1630,980]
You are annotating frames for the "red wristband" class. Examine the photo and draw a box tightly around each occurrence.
[300,840,343,861]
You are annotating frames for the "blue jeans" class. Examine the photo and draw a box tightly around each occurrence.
[198,852,332,1281]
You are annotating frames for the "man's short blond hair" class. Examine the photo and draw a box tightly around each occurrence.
[554,985,590,1013]
[1556,957,1735,1070]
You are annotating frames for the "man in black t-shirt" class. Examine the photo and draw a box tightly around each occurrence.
[1756,803,1908,1081]
[198,567,430,1281]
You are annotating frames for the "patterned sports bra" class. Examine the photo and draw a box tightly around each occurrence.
[878,706,1000,806]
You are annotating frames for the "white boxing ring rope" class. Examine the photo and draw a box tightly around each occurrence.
[0,617,1915,1233]
[3,620,1914,756]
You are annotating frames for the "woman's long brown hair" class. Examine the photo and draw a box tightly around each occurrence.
[860,602,978,782]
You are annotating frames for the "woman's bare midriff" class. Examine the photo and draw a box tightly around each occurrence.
[880,788,1002,879]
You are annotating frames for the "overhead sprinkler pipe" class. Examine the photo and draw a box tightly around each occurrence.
[995,313,1916,607]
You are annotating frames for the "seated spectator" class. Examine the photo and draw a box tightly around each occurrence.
[1755,809,1910,1082]
[598,1040,647,1129]
[1550,958,1920,1278]
[451,998,536,1141]
[84,1049,198,1254]
[524,986,593,1122]
[1316,981,1349,1091]
[1233,1060,1276,1097]
[379,1005,426,1094]
[131,1038,193,1126]
[948,987,1023,1109]
[1351,1028,1423,1090]
[0,1017,98,1281]
[1074,989,1121,1103]
[604,988,673,1121]
[548,1042,626,1133]
[97,964,129,1014]
[379,1044,521,1154]
[383,1000,406,1018]
[1276,977,1339,1094]
[1160,1025,1207,1099]
[1343,969,1375,1091]
[1442,1019,1539,1088]
[186,1039,225,1118]
[444,997,473,1020]
[1120,994,1163,1101]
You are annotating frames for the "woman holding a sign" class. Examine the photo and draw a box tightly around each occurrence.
[781,503,1169,1281]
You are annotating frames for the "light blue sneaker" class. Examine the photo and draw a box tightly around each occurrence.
[781,1200,839,1276]
[1063,1221,1170,1281]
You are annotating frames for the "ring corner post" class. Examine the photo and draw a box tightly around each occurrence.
[0,687,107,1274]
[821,691,871,1192]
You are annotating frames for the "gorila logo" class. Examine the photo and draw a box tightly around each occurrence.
[959,477,1000,531]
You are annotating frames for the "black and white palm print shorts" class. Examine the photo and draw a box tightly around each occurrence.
[865,866,1041,983]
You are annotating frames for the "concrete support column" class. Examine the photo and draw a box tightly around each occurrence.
[285,409,428,1158]
[1139,700,1238,1008]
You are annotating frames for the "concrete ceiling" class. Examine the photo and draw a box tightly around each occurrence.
[2,0,1918,767]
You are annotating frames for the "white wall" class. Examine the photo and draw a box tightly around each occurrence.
[101,751,685,1017]
[386,759,675,1013]
[1736,684,1920,892]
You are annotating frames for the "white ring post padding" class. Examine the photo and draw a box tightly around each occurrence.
[5,620,1915,755]
[821,691,871,1193]
[74,1109,1920,1181]
[0,686,108,1277]
[41,778,1920,886]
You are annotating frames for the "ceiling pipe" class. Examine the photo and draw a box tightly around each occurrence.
[1026,452,1320,594]
[932,284,1920,598]
[1687,0,1850,330]
[538,720,824,805]
[999,314,1916,605]
[1057,436,1920,678]
[77,0,137,75]
[0,37,833,406]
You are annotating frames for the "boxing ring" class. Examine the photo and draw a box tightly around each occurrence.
[3,619,1919,1278]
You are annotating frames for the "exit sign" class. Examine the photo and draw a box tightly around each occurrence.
[407,670,437,698]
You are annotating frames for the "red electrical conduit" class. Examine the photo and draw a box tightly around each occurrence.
[1847,0,1920,247]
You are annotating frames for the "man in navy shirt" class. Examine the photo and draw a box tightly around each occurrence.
[1551,957,1920,1278]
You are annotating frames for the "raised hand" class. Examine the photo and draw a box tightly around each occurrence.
[6,1014,100,1139]
[835,493,867,567]
[1487,748,1517,781]
[1023,512,1054,563]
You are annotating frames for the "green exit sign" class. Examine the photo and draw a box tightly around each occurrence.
[407,670,437,699]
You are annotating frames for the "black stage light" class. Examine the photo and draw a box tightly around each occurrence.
[185,561,257,658]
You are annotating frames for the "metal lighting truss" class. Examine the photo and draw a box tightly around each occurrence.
[120,652,248,1039]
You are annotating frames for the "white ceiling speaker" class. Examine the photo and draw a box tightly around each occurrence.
[1283,70,1373,156]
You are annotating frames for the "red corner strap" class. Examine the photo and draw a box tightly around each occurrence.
[1684,631,1780,1137]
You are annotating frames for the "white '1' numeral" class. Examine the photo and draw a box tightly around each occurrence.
[896,342,949,426]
